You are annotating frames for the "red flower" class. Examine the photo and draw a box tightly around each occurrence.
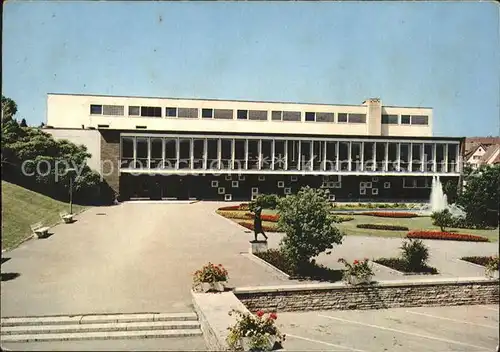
[256,310,264,317]
[269,312,277,320]
[353,260,359,265]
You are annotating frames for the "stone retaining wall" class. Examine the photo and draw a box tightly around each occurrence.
[234,277,499,312]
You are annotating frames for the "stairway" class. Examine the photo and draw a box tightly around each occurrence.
[0,312,202,343]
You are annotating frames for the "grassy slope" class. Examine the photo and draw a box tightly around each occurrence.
[1,181,88,251]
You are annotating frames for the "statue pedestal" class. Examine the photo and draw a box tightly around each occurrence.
[249,240,268,254]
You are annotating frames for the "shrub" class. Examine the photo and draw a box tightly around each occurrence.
[356,224,409,231]
[332,215,354,223]
[431,209,454,231]
[359,211,419,218]
[462,256,499,268]
[400,239,429,271]
[249,194,279,211]
[337,258,374,283]
[255,249,293,273]
[277,187,343,271]
[238,221,279,233]
[485,256,500,277]
[407,230,488,242]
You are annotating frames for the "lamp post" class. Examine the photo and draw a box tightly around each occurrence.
[67,168,75,214]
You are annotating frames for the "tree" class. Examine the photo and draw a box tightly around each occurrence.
[443,180,458,204]
[277,186,343,271]
[20,118,28,127]
[458,165,500,227]
[1,96,18,123]
[431,209,453,231]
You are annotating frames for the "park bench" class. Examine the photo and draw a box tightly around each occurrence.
[30,222,50,238]
[59,211,74,224]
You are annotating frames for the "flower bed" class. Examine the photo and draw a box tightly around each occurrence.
[217,210,252,220]
[356,224,409,231]
[462,256,500,270]
[374,258,438,274]
[360,211,419,218]
[407,231,489,242]
[218,205,242,211]
[238,221,279,233]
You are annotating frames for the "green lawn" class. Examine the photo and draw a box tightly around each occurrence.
[1,181,89,251]
[337,215,499,242]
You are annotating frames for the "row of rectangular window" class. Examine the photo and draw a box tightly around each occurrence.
[382,114,428,125]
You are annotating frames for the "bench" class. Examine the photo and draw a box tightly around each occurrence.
[30,222,50,238]
[59,211,74,224]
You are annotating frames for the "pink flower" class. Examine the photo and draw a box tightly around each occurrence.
[353,260,359,265]
[269,312,277,320]
[256,310,264,317]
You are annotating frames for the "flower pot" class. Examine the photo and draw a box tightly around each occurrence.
[200,281,226,292]
[240,335,276,351]
[346,275,372,285]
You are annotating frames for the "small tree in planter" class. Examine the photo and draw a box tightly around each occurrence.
[192,262,228,292]
[431,209,454,231]
[277,187,343,273]
[337,258,374,285]
[227,309,285,351]
[400,239,429,271]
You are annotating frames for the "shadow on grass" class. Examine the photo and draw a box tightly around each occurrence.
[1,272,20,282]
[374,258,438,275]
[255,249,343,283]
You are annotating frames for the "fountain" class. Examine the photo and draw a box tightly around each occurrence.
[414,176,466,217]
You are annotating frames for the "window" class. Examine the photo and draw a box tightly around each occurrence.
[129,106,140,116]
[102,105,124,116]
[272,111,300,121]
[249,110,267,120]
[141,106,162,117]
[214,109,233,119]
[316,112,334,122]
[121,137,134,168]
[411,115,428,125]
[348,114,366,123]
[305,112,315,122]
[90,105,103,115]
[382,114,398,124]
[338,113,348,123]
[237,110,248,120]
[178,108,198,118]
[202,109,213,118]
[401,115,411,124]
[283,111,301,121]
[166,107,177,117]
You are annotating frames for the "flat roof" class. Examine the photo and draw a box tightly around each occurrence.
[47,92,433,109]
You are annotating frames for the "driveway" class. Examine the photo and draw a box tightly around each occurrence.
[1,202,289,317]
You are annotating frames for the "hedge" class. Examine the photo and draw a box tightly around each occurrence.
[461,256,499,269]
[407,231,489,242]
[356,224,409,231]
[360,211,419,218]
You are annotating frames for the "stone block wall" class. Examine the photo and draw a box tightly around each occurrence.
[234,279,499,312]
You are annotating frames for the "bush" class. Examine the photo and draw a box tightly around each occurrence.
[356,224,409,231]
[360,212,419,218]
[255,249,293,274]
[431,209,454,231]
[400,239,429,271]
[249,194,279,211]
[407,230,488,242]
[461,256,499,269]
[332,215,354,223]
[277,187,343,270]
[374,258,438,274]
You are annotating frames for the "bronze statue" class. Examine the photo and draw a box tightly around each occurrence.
[253,206,268,241]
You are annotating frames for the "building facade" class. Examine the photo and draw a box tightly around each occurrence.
[45,93,464,202]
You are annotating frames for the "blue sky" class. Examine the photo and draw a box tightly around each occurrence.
[3,1,499,137]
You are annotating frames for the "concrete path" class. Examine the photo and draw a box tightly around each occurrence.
[1,202,290,317]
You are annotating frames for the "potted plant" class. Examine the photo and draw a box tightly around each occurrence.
[192,262,228,292]
[485,256,499,279]
[338,258,374,285]
[227,309,285,351]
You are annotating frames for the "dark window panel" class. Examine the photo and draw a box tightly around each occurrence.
[129,106,140,116]
[338,113,348,123]
[411,115,428,125]
[140,106,162,117]
[237,110,248,120]
[90,105,102,115]
[382,114,398,124]
[282,111,300,121]
[401,115,411,124]
[166,107,177,117]
[214,109,233,119]
[271,111,282,121]
[348,114,366,123]
[202,109,213,118]
[305,112,315,122]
